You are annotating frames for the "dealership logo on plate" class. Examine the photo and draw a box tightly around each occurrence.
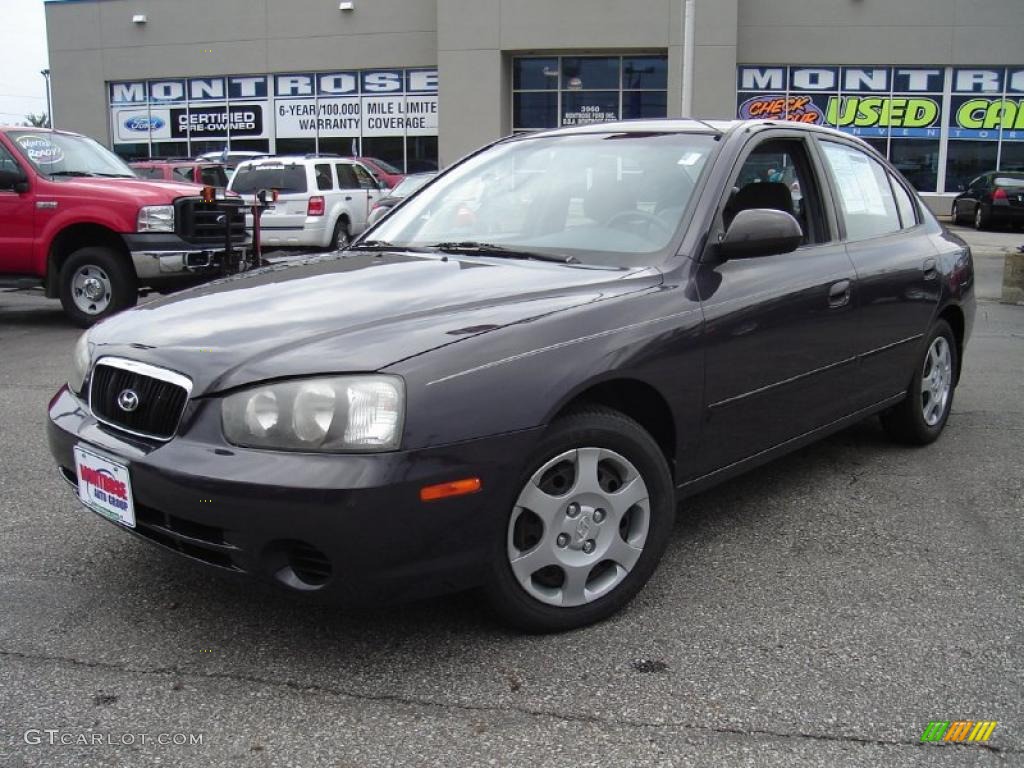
[124,115,165,132]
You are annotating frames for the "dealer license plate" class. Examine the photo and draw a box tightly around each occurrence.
[73,445,136,528]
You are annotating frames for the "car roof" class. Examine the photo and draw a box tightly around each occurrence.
[0,125,86,137]
[514,118,865,143]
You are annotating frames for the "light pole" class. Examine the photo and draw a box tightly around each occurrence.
[40,69,52,128]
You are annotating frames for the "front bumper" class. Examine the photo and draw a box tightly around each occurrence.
[47,386,541,603]
[124,233,250,281]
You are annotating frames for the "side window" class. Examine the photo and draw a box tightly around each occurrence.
[352,164,378,190]
[889,174,918,229]
[723,137,828,245]
[173,166,195,183]
[315,163,333,191]
[820,142,901,241]
[336,164,359,190]
[135,167,164,180]
[0,143,22,175]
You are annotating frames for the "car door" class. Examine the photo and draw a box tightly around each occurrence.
[815,139,940,408]
[0,140,35,273]
[692,132,861,475]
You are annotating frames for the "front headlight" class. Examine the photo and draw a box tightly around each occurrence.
[137,204,175,233]
[68,331,92,394]
[221,375,404,452]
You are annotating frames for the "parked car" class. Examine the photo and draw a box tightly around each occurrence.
[48,119,974,631]
[130,159,229,188]
[349,156,404,188]
[228,155,386,249]
[951,170,1024,230]
[366,172,437,226]
[197,150,269,173]
[0,127,247,326]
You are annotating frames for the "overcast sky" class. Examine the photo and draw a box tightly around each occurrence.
[0,0,50,125]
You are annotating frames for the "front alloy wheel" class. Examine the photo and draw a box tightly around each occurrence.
[485,407,675,632]
[507,447,651,607]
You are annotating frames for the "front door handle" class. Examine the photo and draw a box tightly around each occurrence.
[923,257,938,280]
[828,279,851,308]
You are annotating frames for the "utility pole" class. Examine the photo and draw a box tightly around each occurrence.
[40,69,53,128]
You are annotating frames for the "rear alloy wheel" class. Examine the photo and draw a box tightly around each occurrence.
[59,246,138,327]
[951,202,960,224]
[485,407,674,632]
[881,319,958,445]
[329,218,350,250]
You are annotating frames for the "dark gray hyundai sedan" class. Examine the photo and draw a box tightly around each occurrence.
[48,119,974,632]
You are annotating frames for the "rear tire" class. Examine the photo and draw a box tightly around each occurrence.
[880,319,957,445]
[328,217,350,251]
[58,246,138,328]
[484,406,675,633]
[951,201,961,224]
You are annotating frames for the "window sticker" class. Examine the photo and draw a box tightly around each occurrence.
[16,134,64,165]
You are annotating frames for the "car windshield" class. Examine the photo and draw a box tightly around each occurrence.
[8,131,135,178]
[369,132,717,267]
[229,163,308,194]
[390,173,435,197]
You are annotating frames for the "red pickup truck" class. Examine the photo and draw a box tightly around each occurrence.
[0,127,247,326]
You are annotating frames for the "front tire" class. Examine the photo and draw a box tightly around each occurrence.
[880,319,958,445]
[58,246,138,328]
[974,204,989,230]
[484,407,675,632]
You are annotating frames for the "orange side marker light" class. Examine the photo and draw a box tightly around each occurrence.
[420,478,482,502]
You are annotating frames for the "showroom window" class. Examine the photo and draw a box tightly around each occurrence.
[737,65,1024,194]
[512,55,667,132]
[107,69,438,171]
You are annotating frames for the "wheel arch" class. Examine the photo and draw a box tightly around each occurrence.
[545,377,678,481]
[46,223,131,298]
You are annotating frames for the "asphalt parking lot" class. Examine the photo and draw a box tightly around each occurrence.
[1,224,1021,767]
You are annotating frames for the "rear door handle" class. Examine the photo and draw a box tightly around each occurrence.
[923,257,938,280]
[828,279,851,308]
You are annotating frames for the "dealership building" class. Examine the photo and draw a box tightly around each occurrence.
[44,0,1023,211]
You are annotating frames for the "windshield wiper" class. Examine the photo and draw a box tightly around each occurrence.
[348,239,434,253]
[428,241,579,264]
[48,170,97,178]
[94,172,136,178]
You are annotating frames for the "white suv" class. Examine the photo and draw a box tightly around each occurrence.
[228,156,386,249]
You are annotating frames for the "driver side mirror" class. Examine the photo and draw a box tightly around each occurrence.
[717,208,803,260]
[0,167,29,193]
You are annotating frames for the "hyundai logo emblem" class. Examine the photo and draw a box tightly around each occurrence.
[117,389,140,412]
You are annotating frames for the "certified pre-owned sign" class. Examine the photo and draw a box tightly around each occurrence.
[171,106,263,138]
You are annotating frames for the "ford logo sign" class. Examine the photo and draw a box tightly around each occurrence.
[124,116,165,132]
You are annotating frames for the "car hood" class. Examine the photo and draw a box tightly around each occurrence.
[88,251,661,396]
[47,176,203,205]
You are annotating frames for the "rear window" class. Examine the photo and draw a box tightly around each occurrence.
[994,175,1024,188]
[230,164,307,194]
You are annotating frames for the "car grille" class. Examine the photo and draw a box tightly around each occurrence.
[89,359,191,440]
[175,197,247,246]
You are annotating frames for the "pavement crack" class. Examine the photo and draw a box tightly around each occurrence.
[0,647,1017,755]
